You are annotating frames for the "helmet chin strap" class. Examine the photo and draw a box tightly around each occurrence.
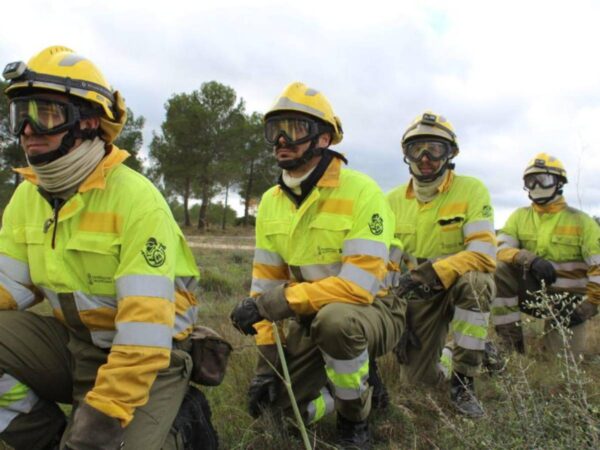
[528,184,562,205]
[276,137,325,171]
[26,124,99,166]
[407,157,454,182]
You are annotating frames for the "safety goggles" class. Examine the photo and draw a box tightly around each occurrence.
[524,173,557,190]
[264,115,320,146]
[8,96,80,136]
[403,139,450,162]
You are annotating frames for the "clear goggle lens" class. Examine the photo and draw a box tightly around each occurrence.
[524,173,557,190]
[403,140,450,162]
[8,97,74,136]
[264,116,319,146]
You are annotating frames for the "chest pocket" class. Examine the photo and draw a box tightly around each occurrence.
[518,232,538,253]
[438,215,465,254]
[14,227,46,284]
[65,234,120,294]
[308,215,352,263]
[551,234,581,260]
[262,220,290,258]
[395,223,416,255]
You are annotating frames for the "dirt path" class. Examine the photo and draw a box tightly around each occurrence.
[185,235,255,251]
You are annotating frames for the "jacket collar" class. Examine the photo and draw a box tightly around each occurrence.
[405,170,454,199]
[532,196,567,214]
[14,145,130,193]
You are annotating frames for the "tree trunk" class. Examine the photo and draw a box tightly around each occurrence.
[197,186,210,231]
[183,178,191,227]
[221,184,229,231]
[243,159,255,226]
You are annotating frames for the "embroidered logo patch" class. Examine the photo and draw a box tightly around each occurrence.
[482,205,493,218]
[368,213,384,236]
[142,237,166,267]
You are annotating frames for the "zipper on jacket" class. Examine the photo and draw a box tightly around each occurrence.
[43,198,63,250]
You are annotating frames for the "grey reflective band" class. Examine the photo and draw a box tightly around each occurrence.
[40,288,61,310]
[330,383,368,400]
[463,220,494,236]
[454,307,489,328]
[492,311,521,325]
[91,330,117,348]
[175,276,198,292]
[174,305,198,335]
[74,292,117,311]
[389,246,403,264]
[0,255,31,285]
[589,275,600,284]
[0,373,39,432]
[585,255,600,266]
[343,239,388,260]
[454,334,486,350]
[300,263,342,281]
[551,261,588,271]
[0,273,36,310]
[116,275,175,301]
[254,249,285,266]
[306,387,335,424]
[272,97,326,119]
[553,278,587,289]
[322,349,368,374]
[113,322,173,349]
[250,278,286,294]
[466,241,497,258]
[339,264,381,295]
[497,233,519,249]
[491,296,518,308]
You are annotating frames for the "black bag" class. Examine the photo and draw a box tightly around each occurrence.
[190,326,232,386]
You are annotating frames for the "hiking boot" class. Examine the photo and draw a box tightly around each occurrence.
[336,414,371,450]
[450,372,484,418]
[483,341,507,375]
[368,359,389,410]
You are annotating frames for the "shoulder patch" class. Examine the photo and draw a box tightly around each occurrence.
[369,213,384,236]
[141,237,166,267]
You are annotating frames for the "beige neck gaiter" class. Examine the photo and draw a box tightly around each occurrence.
[413,173,446,203]
[29,137,106,196]
[282,167,316,195]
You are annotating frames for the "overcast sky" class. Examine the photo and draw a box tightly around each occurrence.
[2,0,599,227]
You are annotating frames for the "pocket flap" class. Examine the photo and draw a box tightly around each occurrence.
[396,223,416,235]
[309,215,353,231]
[262,220,290,236]
[551,234,580,246]
[66,233,119,255]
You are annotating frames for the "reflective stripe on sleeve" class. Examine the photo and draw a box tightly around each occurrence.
[551,261,588,271]
[339,264,381,295]
[0,255,32,285]
[300,263,342,281]
[589,275,600,284]
[113,322,173,349]
[74,292,117,311]
[116,275,175,301]
[174,305,198,335]
[498,233,519,249]
[90,330,117,348]
[451,307,489,350]
[553,278,588,289]
[250,278,286,294]
[389,246,403,265]
[0,273,36,310]
[466,241,497,259]
[175,276,198,292]
[463,220,495,236]
[343,239,388,260]
[585,255,600,266]
[254,249,285,266]
[0,374,39,432]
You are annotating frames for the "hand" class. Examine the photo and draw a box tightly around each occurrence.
[64,403,124,450]
[530,257,557,285]
[248,373,279,417]
[230,297,263,335]
[394,260,443,298]
[394,272,422,297]
[569,301,598,327]
[394,327,421,365]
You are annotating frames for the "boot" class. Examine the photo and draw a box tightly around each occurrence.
[368,359,389,410]
[450,372,484,418]
[336,413,371,450]
[482,341,507,375]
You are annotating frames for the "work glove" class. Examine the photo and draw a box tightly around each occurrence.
[394,260,444,299]
[248,373,279,418]
[230,297,263,335]
[394,326,422,365]
[255,284,295,322]
[569,300,598,328]
[529,257,557,285]
[64,402,124,450]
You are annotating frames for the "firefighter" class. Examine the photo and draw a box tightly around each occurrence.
[230,82,404,449]
[492,153,600,356]
[0,46,210,450]
[388,111,496,418]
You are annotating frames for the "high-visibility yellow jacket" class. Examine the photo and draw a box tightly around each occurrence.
[250,156,394,345]
[0,147,199,425]
[387,171,496,288]
[497,198,600,304]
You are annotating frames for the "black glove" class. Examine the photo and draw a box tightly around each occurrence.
[230,297,263,335]
[394,327,421,365]
[248,373,278,418]
[394,272,422,297]
[530,257,557,285]
[64,402,124,450]
[394,261,443,299]
[569,301,598,328]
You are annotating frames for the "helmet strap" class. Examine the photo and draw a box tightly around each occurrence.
[276,137,324,170]
[406,157,454,182]
[528,182,563,205]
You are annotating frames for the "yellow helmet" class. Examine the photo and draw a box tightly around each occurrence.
[401,110,459,157]
[265,82,343,145]
[3,46,126,143]
[523,153,568,182]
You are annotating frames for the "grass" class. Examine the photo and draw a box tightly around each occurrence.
[2,242,599,449]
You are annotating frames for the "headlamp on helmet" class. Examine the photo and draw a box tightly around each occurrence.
[2,61,27,80]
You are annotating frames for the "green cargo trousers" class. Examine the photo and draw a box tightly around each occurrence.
[492,261,587,356]
[400,271,495,385]
[271,293,405,423]
[0,311,192,450]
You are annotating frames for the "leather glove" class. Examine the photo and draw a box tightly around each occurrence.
[230,297,263,335]
[394,327,421,365]
[255,284,295,322]
[530,257,557,285]
[248,373,279,418]
[64,402,124,450]
[394,260,443,298]
[569,301,598,327]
